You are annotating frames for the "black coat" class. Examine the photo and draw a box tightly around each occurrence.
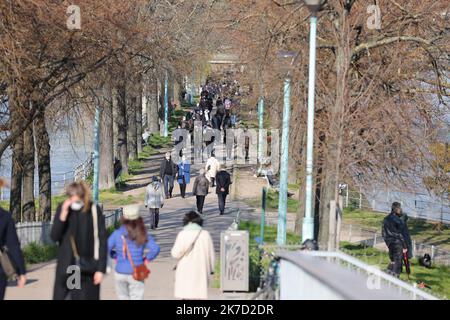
[160,158,177,178]
[51,203,107,279]
[382,212,412,254]
[0,208,26,276]
[216,170,232,195]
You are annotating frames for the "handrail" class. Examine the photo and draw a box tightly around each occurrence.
[277,250,439,300]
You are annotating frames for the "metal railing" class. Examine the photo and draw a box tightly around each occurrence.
[341,223,450,266]
[0,154,93,201]
[16,207,123,247]
[344,187,450,224]
[278,250,439,300]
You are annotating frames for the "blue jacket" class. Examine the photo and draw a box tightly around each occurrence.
[0,208,26,276]
[107,226,160,275]
[177,161,191,184]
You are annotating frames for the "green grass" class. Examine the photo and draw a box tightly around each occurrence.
[22,242,58,265]
[238,220,301,291]
[341,241,450,299]
[343,208,450,250]
[128,158,144,175]
[244,189,299,213]
[148,133,172,149]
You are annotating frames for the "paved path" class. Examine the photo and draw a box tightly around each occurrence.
[5,143,255,300]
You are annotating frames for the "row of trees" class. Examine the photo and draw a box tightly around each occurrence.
[215,0,449,248]
[0,0,217,222]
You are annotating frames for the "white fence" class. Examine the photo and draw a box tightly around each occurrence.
[16,208,123,247]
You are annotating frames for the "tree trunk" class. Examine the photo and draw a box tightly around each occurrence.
[34,107,52,221]
[112,88,119,159]
[10,133,23,222]
[136,85,143,154]
[22,124,36,222]
[99,87,115,190]
[116,84,129,175]
[8,92,24,222]
[147,75,159,134]
[317,22,350,249]
[127,93,138,160]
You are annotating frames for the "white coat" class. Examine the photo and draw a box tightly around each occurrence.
[205,157,220,182]
[171,223,215,300]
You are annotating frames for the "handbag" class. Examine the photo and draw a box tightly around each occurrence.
[173,230,202,271]
[70,204,99,274]
[121,235,150,281]
[0,246,17,280]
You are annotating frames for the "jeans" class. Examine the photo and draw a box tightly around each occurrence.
[149,208,159,229]
[114,273,145,300]
[163,175,174,198]
[218,193,227,215]
[0,273,6,300]
[196,195,206,214]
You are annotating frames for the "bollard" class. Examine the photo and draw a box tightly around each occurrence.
[349,224,352,242]
[260,187,267,244]
[431,245,435,260]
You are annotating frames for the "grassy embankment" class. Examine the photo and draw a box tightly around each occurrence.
[237,220,449,299]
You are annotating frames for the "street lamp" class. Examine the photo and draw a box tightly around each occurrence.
[92,88,103,203]
[163,70,169,137]
[276,50,298,246]
[302,0,325,242]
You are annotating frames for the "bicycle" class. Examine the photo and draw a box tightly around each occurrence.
[252,250,280,300]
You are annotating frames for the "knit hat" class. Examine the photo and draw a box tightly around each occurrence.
[123,204,141,220]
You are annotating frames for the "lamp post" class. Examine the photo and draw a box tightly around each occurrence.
[257,83,265,172]
[92,104,101,203]
[163,70,169,137]
[276,50,297,246]
[302,0,324,242]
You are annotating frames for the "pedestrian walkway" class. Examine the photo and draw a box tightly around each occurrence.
[5,143,255,300]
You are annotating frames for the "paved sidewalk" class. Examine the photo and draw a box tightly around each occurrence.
[5,145,255,300]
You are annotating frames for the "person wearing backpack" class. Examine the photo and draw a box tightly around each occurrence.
[108,205,160,300]
[0,178,27,300]
[51,182,107,300]
[171,211,214,300]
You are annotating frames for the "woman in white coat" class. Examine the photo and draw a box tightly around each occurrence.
[171,211,215,300]
[205,153,220,187]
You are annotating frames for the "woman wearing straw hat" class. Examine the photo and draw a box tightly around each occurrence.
[108,205,160,300]
[0,178,27,300]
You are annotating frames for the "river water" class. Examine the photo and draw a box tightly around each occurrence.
[0,125,93,200]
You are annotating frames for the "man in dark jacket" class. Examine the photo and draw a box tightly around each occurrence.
[0,206,27,300]
[160,152,177,198]
[215,169,232,215]
[382,202,412,277]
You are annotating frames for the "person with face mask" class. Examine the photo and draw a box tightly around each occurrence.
[177,155,191,199]
[51,182,107,300]
[382,202,412,277]
[159,152,177,199]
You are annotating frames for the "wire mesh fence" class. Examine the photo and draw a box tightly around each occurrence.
[340,223,450,266]
[344,187,450,224]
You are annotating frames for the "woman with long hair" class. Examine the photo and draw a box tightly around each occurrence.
[51,181,107,300]
[0,178,26,300]
[108,205,160,300]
